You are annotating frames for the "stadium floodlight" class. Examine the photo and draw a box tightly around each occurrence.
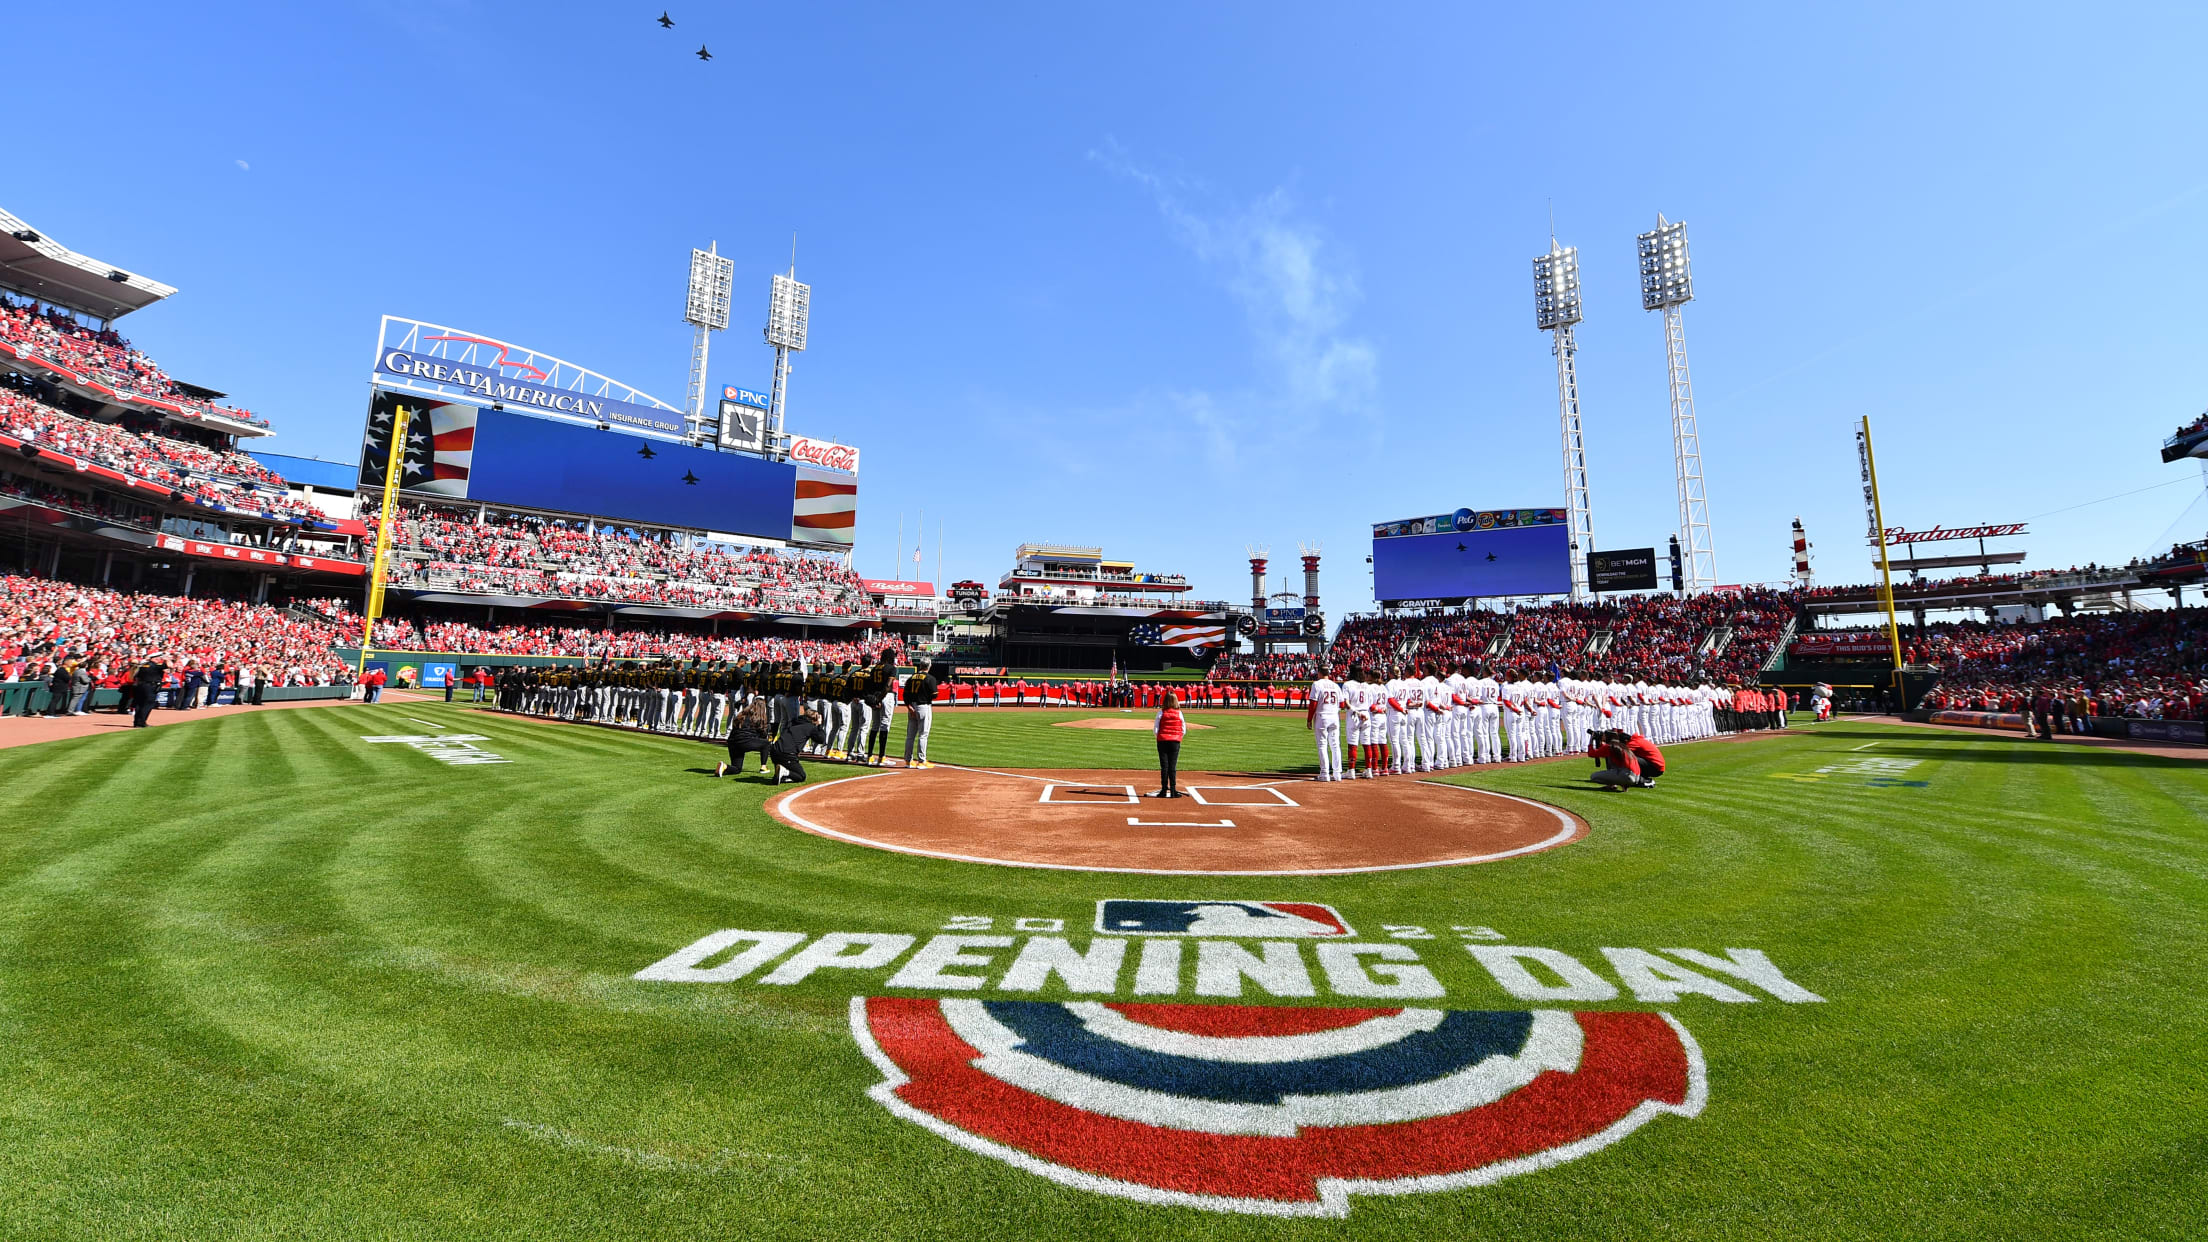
[1534,239,1595,601]
[1636,218,1692,310]
[682,242,735,441]
[767,272,811,351]
[1639,214,1716,593]
[762,267,812,458]
[1531,243,1582,330]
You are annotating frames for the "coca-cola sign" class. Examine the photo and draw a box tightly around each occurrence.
[788,435,859,473]
[862,579,935,597]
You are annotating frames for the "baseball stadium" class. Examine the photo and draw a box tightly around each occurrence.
[4,7,2207,1241]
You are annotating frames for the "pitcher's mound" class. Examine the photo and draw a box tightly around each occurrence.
[1053,717,1215,731]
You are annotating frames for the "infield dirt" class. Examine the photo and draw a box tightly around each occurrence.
[769,764,1586,873]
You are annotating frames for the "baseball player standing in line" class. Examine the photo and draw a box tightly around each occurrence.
[1381,669,1406,775]
[1419,664,1448,771]
[1504,680,1531,763]
[1307,671,1345,781]
[1347,667,1384,777]
[1444,663,1471,768]
[1340,668,1370,778]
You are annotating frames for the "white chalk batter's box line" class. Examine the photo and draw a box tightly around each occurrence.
[1036,783,1300,808]
[1186,786,1300,807]
[1038,783,1139,805]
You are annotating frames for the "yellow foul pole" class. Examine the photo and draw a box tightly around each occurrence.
[1859,416,1905,698]
[358,400,412,675]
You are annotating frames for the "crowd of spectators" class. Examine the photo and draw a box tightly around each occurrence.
[1229,590,1797,686]
[369,503,876,615]
[0,294,266,426]
[0,470,156,528]
[1,574,352,691]
[0,387,317,523]
[366,615,907,665]
[2169,410,2208,443]
[1909,609,2208,721]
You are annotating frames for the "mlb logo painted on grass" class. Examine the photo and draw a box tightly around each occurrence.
[852,997,1705,1217]
[1095,900,1352,938]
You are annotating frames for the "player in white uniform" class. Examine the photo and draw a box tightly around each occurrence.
[1307,673,1345,781]
[1503,681,1531,763]
[1383,671,1410,774]
[1444,665,1471,769]
[1470,667,1501,764]
[1343,668,1380,778]
[1404,662,1439,769]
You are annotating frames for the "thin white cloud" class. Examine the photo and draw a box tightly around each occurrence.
[1091,142,1378,425]
[235,159,250,171]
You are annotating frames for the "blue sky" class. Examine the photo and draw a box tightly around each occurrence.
[12,2,2208,610]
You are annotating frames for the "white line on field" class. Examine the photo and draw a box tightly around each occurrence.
[403,717,448,730]
[1850,741,1881,751]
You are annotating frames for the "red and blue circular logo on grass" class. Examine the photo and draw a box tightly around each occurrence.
[851,997,1706,1217]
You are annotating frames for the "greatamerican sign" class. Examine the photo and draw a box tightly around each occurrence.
[375,346,687,436]
[1874,522,2027,545]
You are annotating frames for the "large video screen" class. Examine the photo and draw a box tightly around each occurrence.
[360,391,849,546]
[1372,507,1571,602]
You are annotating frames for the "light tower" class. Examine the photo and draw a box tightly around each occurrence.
[1299,541,1324,656]
[763,261,811,459]
[1533,239,1596,602]
[1638,215,1716,593]
[682,242,734,443]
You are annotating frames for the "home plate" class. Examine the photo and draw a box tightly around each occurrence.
[1127,817,1236,828]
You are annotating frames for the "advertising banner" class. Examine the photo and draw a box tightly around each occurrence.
[862,580,936,597]
[2124,718,2206,745]
[787,435,860,473]
[1929,710,2029,732]
[375,345,686,436]
[1588,548,1658,592]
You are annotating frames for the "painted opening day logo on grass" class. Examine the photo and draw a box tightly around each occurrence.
[1096,900,1352,938]
[632,901,1825,1217]
[853,998,1702,1216]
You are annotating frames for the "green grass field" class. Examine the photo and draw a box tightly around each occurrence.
[1,703,2202,1240]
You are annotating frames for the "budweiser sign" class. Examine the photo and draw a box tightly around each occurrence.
[861,579,935,597]
[1875,522,2027,545]
[787,435,859,473]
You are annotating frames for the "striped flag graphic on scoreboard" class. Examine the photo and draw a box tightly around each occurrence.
[791,466,857,547]
[1130,623,1228,651]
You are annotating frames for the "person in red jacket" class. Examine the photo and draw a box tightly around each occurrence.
[1152,691,1187,798]
[1588,728,1664,790]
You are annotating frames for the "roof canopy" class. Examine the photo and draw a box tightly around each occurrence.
[0,207,176,322]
